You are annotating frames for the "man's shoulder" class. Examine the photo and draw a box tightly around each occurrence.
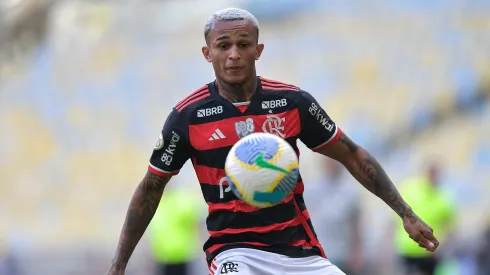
[259,76,304,93]
[173,83,215,114]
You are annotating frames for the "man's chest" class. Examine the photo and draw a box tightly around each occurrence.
[188,100,301,151]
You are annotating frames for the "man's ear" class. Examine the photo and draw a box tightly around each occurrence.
[202,46,212,63]
[256,43,264,60]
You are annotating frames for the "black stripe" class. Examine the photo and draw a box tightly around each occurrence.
[194,147,229,168]
[305,218,319,240]
[295,194,307,212]
[200,183,238,203]
[206,199,296,231]
[204,224,308,248]
[193,136,299,169]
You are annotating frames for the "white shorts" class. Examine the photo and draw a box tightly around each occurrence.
[209,248,346,275]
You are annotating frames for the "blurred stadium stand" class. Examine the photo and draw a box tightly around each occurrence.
[0,0,489,274]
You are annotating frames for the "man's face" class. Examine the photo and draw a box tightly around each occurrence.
[202,20,264,85]
[427,164,440,187]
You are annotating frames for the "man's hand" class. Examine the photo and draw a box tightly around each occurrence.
[403,211,439,252]
[319,132,440,252]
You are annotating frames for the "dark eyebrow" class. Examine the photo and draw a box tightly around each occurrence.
[216,33,250,41]
[216,35,230,41]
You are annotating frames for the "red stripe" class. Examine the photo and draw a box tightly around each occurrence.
[175,85,208,108]
[193,164,226,185]
[302,209,310,220]
[261,81,297,89]
[176,89,209,110]
[209,218,300,237]
[176,92,210,111]
[189,108,301,151]
[207,193,295,214]
[261,81,298,90]
[289,239,311,247]
[148,165,179,176]
[261,85,299,92]
[293,181,304,194]
[259,77,298,89]
[207,201,260,214]
[293,200,326,258]
[209,261,217,274]
[312,128,342,152]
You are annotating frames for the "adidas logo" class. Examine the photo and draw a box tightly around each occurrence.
[209,129,226,141]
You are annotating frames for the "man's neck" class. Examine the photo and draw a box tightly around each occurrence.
[215,76,257,103]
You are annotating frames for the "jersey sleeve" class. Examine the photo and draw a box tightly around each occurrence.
[297,90,341,152]
[148,108,192,176]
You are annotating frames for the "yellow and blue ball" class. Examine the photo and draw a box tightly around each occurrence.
[225,132,299,208]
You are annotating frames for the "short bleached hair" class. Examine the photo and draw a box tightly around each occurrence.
[204,8,260,42]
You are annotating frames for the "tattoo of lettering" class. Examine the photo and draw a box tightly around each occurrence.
[112,172,170,267]
[338,133,411,218]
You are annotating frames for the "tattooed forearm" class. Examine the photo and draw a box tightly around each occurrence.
[321,133,412,218]
[111,171,171,268]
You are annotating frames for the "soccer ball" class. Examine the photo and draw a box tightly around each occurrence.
[225,132,300,208]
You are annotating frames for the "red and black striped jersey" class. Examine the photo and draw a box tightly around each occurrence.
[148,76,342,265]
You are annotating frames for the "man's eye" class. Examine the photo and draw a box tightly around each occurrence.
[219,44,228,49]
[240,43,248,48]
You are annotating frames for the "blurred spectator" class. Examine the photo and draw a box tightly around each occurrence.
[394,161,456,275]
[304,158,364,274]
[476,220,490,275]
[147,184,203,275]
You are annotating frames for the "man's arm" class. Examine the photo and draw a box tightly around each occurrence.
[108,172,171,272]
[319,132,439,252]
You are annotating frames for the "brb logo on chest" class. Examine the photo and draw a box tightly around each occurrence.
[262,98,287,109]
[197,106,223,117]
[160,131,180,166]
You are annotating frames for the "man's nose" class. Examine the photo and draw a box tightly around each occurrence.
[228,45,241,60]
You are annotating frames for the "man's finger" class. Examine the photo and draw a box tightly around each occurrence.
[422,230,439,247]
[422,229,437,241]
[417,235,435,251]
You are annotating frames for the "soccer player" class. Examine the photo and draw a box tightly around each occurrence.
[105,8,439,275]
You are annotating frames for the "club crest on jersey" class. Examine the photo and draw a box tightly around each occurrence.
[154,133,164,150]
[220,262,239,274]
[262,115,286,138]
[235,118,255,138]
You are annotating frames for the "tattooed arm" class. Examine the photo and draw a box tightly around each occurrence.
[107,172,171,274]
[319,132,439,252]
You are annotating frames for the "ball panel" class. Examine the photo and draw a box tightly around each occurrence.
[273,168,299,193]
[224,132,300,208]
[234,134,279,164]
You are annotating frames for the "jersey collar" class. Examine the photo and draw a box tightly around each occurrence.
[208,77,263,115]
